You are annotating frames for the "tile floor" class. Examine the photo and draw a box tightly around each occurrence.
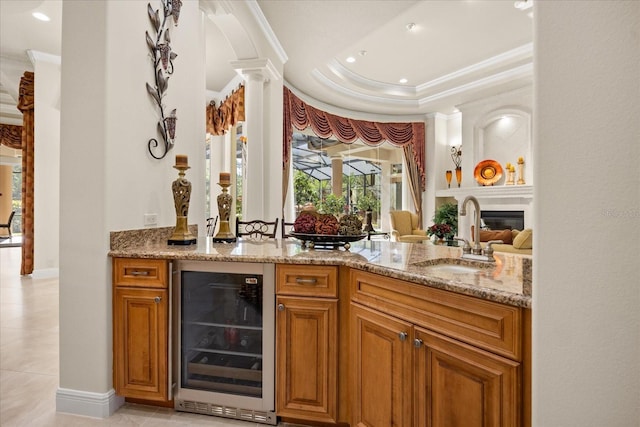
[0,247,275,426]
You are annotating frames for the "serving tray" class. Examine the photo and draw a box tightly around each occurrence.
[290,232,366,250]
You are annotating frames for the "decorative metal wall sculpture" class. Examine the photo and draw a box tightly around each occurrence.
[145,0,182,159]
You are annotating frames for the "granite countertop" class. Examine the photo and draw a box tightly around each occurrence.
[109,227,532,308]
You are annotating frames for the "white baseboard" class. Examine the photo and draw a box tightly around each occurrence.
[56,387,124,419]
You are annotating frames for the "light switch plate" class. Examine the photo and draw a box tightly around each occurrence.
[144,213,158,227]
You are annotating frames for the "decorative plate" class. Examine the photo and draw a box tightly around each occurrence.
[474,160,503,186]
[290,232,367,250]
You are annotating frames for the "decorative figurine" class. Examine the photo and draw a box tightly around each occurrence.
[212,172,237,242]
[168,154,197,245]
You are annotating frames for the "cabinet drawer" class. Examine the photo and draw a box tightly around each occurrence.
[350,269,522,360]
[113,258,168,289]
[276,265,338,298]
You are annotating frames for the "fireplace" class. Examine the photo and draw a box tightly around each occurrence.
[481,210,524,230]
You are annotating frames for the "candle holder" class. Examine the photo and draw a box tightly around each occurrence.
[517,159,526,185]
[212,174,237,243]
[445,170,452,188]
[168,157,197,245]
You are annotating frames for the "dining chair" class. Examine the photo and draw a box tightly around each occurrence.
[235,218,279,240]
[0,211,16,238]
[280,218,295,239]
[206,216,218,237]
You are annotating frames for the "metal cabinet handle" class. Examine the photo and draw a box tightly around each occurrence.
[295,277,317,285]
[154,296,162,303]
[130,270,149,276]
[413,338,423,348]
[398,332,408,341]
[278,303,285,312]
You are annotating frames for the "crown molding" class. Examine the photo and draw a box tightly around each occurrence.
[245,0,288,65]
[326,59,415,96]
[312,62,532,113]
[311,69,419,107]
[417,63,532,107]
[415,43,532,93]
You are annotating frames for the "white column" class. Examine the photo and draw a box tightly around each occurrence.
[232,59,281,221]
[58,0,205,418]
[331,157,343,196]
[29,50,60,274]
[380,161,391,231]
[242,71,265,220]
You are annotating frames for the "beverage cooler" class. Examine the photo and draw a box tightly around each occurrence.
[173,260,276,424]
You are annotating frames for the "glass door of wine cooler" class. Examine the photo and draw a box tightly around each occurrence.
[174,261,275,420]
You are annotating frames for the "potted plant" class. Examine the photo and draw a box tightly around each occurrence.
[431,202,458,243]
[427,223,454,243]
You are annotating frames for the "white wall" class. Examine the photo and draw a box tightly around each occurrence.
[58,0,205,416]
[31,52,60,273]
[534,1,639,426]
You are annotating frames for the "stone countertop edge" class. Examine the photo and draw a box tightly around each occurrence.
[109,228,532,309]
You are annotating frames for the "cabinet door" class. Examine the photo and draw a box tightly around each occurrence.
[114,287,168,401]
[414,327,521,427]
[276,296,338,424]
[351,303,413,427]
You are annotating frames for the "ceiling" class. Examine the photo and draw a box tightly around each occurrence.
[0,0,533,126]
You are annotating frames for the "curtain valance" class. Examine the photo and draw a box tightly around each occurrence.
[0,124,23,149]
[206,85,245,136]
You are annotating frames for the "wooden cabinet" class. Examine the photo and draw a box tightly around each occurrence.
[276,264,339,424]
[414,327,520,427]
[350,269,527,427]
[113,258,169,402]
[351,304,412,427]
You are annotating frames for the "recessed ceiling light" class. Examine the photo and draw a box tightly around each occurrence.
[32,12,50,22]
[514,0,533,10]
[399,78,408,84]
[406,23,416,31]
[346,56,356,63]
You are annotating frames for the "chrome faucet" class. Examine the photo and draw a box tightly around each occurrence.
[460,196,483,255]
[457,195,501,262]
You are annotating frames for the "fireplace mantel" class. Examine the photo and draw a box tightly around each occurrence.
[436,185,533,240]
[436,185,533,201]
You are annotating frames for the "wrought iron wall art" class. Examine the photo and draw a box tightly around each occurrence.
[145,0,182,159]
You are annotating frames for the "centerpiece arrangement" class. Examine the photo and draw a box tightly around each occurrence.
[291,194,366,250]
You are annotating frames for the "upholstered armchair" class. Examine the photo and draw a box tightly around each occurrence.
[389,210,429,243]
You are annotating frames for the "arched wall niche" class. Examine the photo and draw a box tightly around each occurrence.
[474,106,532,185]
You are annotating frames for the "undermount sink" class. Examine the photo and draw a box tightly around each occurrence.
[410,258,494,277]
[424,264,485,275]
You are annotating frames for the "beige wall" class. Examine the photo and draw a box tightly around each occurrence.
[534,1,639,425]
[0,165,13,225]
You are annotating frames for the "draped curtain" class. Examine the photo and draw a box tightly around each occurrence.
[282,86,426,225]
[17,72,34,275]
[206,85,245,136]
[0,124,23,149]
